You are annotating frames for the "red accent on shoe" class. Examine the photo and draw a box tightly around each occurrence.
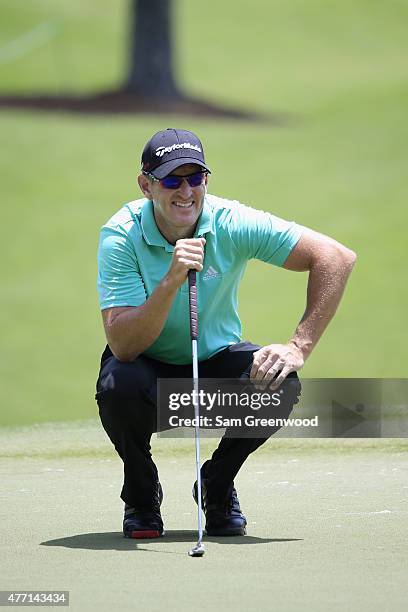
[129,530,161,539]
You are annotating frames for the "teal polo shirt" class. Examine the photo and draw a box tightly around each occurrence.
[97,194,303,364]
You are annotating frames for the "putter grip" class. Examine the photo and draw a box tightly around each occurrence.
[188,270,198,340]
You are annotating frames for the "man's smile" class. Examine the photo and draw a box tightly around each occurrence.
[172,201,194,209]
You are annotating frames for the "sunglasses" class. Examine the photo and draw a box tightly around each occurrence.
[145,171,207,190]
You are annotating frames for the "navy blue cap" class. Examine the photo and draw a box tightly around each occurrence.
[141,128,211,179]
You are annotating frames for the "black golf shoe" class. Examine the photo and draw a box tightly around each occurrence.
[193,479,247,536]
[123,482,164,539]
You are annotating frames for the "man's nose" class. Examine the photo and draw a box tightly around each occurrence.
[177,179,193,198]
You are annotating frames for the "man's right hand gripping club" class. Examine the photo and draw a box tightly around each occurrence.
[102,238,205,362]
[166,237,206,288]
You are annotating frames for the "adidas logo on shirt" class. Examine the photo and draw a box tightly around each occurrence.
[203,266,221,280]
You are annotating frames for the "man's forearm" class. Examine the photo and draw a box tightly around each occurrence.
[289,246,356,359]
[105,275,179,361]
[103,237,206,362]
[251,234,356,388]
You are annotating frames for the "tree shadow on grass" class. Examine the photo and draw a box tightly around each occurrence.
[41,530,302,554]
[0,90,293,125]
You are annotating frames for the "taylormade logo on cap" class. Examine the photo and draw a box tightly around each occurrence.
[155,143,202,158]
[141,128,211,179]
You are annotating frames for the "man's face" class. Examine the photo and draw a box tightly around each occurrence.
[138,163,208,241]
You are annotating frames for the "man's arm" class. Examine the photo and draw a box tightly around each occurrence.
[250,229,357,389]
[103,238,205,362]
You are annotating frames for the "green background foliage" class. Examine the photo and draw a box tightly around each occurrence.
[1,0,407,425]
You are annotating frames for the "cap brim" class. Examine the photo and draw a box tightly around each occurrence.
[150,158,211,179]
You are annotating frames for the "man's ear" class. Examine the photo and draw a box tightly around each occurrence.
[138,174,153,199]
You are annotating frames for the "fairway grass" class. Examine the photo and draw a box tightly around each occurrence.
[1,0,407,426]
[1,418,407,460]
[1,422,407,611]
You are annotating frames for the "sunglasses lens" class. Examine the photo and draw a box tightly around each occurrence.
[161,176,183,189]
[188,173,205,187]
[160,172,205,189]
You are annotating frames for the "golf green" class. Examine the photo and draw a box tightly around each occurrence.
[1,421,407,611]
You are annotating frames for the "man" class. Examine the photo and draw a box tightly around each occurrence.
[95,128,356,539]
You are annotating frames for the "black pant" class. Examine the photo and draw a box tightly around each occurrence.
[95,342,299,509]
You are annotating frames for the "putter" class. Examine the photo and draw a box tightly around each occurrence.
[187,269,205,558]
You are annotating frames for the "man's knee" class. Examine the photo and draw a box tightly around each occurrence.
[96,355,158,401]
[96,357,159,437]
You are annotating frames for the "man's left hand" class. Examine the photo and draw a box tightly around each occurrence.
[250,343,304,390]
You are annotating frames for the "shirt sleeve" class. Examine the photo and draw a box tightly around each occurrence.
[97,225,147,310]
[226,201,304,266]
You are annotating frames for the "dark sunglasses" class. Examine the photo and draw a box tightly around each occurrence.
[145,171,208,190]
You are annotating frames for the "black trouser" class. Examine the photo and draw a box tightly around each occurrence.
[95,342,299,510]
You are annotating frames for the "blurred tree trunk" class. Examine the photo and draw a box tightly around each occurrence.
[0,0,263,119]
[124,0,180,98]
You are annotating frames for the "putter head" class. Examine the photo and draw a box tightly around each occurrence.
[188,543,205,557]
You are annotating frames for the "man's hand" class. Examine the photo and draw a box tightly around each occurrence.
[250,343,304,390]
[166,237,206,288]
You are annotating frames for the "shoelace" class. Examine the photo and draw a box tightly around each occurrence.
[227,487,242,515]
[197,480,243,517]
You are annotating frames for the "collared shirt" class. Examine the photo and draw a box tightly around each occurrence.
[97,194,303,364]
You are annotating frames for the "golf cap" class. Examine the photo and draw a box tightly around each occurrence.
[141,128,211,179]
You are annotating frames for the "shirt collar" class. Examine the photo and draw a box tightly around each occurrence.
[140,197,214,252]
[194,196,214,238]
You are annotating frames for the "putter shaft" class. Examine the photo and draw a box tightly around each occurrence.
[192,338,204,549]
[188,270,205,557]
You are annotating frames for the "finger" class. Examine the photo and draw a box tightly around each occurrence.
[251,354,279,382]
[180,253,205,266]
[250,350,267,379]
[179,259,204,271]
[252,361,284,391]
[175,246,205,257]
[177,251,203,263]
[262,359,285,382]
[269,366,293,390]
[176,238,206,249]
[258,356,281,381]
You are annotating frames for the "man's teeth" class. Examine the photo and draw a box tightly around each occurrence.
[174,202,193,208]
